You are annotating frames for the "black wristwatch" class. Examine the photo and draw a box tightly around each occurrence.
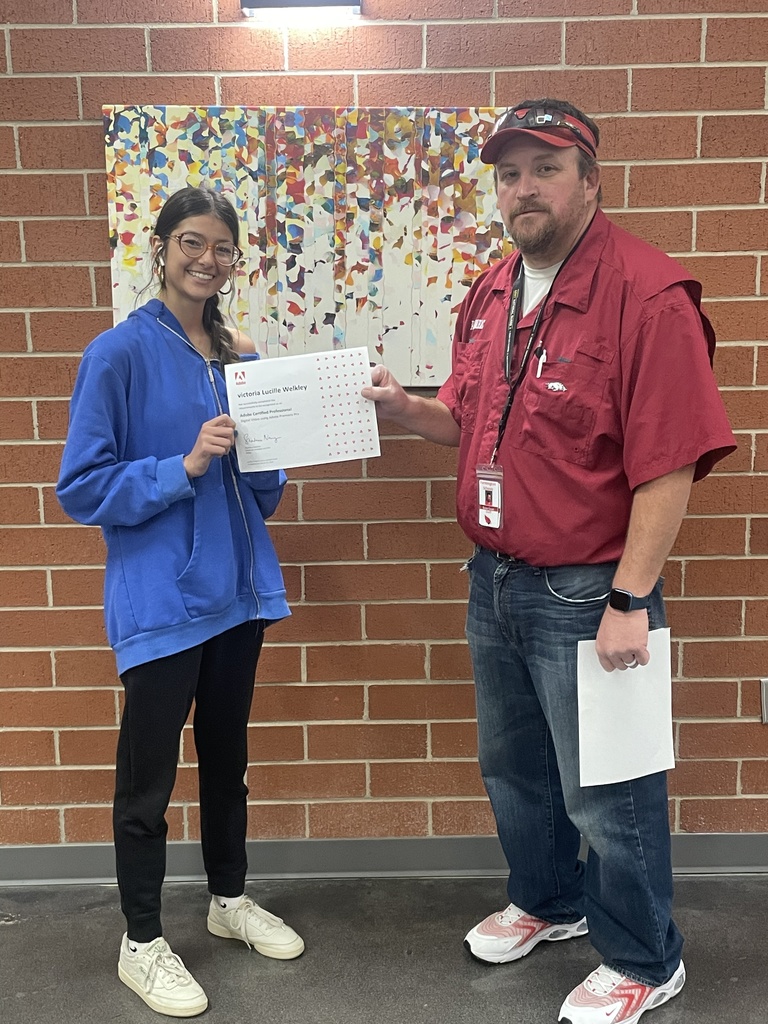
[608,588,651,613]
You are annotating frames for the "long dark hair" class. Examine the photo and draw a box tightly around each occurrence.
[150,186,241,365]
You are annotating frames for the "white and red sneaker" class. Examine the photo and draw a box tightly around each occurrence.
[558,961,686,1024]
[464,901,588,964]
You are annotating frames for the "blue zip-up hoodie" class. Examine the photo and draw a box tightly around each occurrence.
[56,299,290,674]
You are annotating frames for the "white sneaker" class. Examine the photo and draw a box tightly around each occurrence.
[464,902,588,964]
[207,895,304,959]
[118,934,208,1017]
[558,961,686,1024]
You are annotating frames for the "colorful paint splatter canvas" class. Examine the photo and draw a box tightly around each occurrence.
[104,106,512,386]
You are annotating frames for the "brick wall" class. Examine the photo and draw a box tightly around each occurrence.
[1,0,767,847]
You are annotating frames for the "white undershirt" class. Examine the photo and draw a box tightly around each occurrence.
[521,258,564,317]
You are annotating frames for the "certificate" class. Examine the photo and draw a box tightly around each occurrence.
[225,347,381,472]
[577,628,675,788]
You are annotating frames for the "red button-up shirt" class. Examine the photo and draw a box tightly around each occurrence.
[437,210,736,565]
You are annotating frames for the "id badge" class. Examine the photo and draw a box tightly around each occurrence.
[476,464,503,529]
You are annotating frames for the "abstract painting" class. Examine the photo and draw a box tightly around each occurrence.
[104,105,512,386]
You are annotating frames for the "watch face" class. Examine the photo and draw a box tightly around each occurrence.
[609,589,632,612]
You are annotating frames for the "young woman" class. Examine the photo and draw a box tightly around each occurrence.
[57,186,303,1018]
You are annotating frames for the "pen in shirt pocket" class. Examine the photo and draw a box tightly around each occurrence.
[534,346,547,378]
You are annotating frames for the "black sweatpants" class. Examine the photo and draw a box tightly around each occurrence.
[113,619,265,942]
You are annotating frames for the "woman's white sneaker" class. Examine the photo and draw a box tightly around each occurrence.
[118,934,208,1017]
[207,895,305,959]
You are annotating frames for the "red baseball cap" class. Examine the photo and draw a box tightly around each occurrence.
[481,106,598,165]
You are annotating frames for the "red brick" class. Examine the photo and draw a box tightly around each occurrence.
[357,73,491,108]
[368,521,471,561]
[24,218,110,264]
[678,256,757,300]
[371,760,484,798]
[0,808,60,844]
[86,173,108,216]
[668,760,737,797]
[305,563,426,602]
[740,679,762,717]
[595,165,626,210]
[369,682,475,720]
[0,77,76,121]
[705,299,768,342]
[741,761,768,794]
[63,805,183,843]
[629,163,762,209]
[687,475,768,515]
[431,479,456,519]
[429,562,469,600]
[308,723,427,760]
[683,640,768,680]
[685,559,767,598]
[0,569,47,607]
[302,480,427,521]
[36,401,71,441]
[672,680,738,719]
[640,0,767,10]
[251,684,364,722]
[662,560,682,598]
[84,75,218,119]
[671,517,746,557]
[43,487,76,525]
[0,608,106,646]
[430,642,473,681]
[721,389,768,430]
[745,600,768,637]
[432,799,495,836]
[0,688,115,731]
[188,802,307,841]
[366,602,467,641]
[0,767,115,804]
[12,29,147,72]
[757,351,768,388]
[271,523,364,563]
[697,209,768,254]
[680,798,768,833]
[309,800,428,838]
[269,604,362,643]
[58,728,117,766]
[0,487,44,524]
[679,720,768,760]
[713,346,754,388]
[254,643,301,684]
[0,266,91,309]
[605,212,692,253]
[49,568,103,607]
[368,437,458,479]
[0,443,63,484]
[0,400,33,439]
[500,0,629,11]
[150,26,283,72]
[0,174,87,217]
[0,0,73,21]
[221,76,354,108]
[93,266,112,307]
[0,127,14,168]
[306,643,426,682]
[0,313,27,352]
[632,66,765,113]
[54,649,117,687]
[291,460,362,481]
[598,116,697,162]
[427,22,559,69]
[368,0,493,15]
[248,762,365,800]
[707,17,768,62]
[567,19,699,65]
[288,24,422,71]
[246,725,304,763]
[0,729,55,766]
[431,721,477,758]
[18,125,104,172]
[701,114,768,160]
[496,69,628,113]
[712,440,750,475]
[80,0,211,21]
[0,222,21,263]
[30,310,113,353]
[0,650,51,688]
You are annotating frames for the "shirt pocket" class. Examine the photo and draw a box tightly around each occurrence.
[512,339,612,467]
[456,336,494,434]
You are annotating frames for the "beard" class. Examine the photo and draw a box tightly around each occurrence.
[508,205,559,259]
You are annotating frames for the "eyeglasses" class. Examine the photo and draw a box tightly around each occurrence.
[168,232,243,266]
[494,107,597,157]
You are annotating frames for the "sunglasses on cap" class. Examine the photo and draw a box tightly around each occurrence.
[482,106,598,163]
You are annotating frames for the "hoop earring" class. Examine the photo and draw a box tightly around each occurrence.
[219,278,233,296]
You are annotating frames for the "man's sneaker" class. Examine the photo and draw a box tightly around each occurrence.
[118,934,208,1018]
[558,961,686,1024]
[464,901,588,964]
[207,895,304,959]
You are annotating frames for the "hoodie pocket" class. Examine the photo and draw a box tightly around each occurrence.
[177,484,237,618]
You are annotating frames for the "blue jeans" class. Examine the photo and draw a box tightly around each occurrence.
[465,546,682,986]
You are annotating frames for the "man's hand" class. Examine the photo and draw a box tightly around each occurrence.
[361,364,410,420]
[361,364,461,446]
[595,606,650,673]
[183,414,236,478]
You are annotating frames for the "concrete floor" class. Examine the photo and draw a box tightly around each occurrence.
[0,876,765,1023]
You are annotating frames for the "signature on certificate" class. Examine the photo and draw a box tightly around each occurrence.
[241,431,283,447]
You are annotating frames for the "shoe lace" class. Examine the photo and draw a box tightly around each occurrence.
[146,946,193,990]
[229,897,284,947]
[584,964,625,996]
[497,904,525,927]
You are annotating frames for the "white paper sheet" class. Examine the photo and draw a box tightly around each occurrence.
[577,628,674,788]
[225,348,381,472]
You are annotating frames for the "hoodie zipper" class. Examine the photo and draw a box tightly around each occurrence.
[157,317,261,614]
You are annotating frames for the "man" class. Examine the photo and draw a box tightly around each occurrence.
[362,100,735,1024]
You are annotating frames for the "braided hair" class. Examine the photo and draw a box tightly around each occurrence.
[150,186,241,365]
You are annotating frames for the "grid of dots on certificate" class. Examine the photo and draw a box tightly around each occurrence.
[315,349,379,461]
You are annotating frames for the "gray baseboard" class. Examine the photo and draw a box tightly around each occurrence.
[1,833,768,885]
